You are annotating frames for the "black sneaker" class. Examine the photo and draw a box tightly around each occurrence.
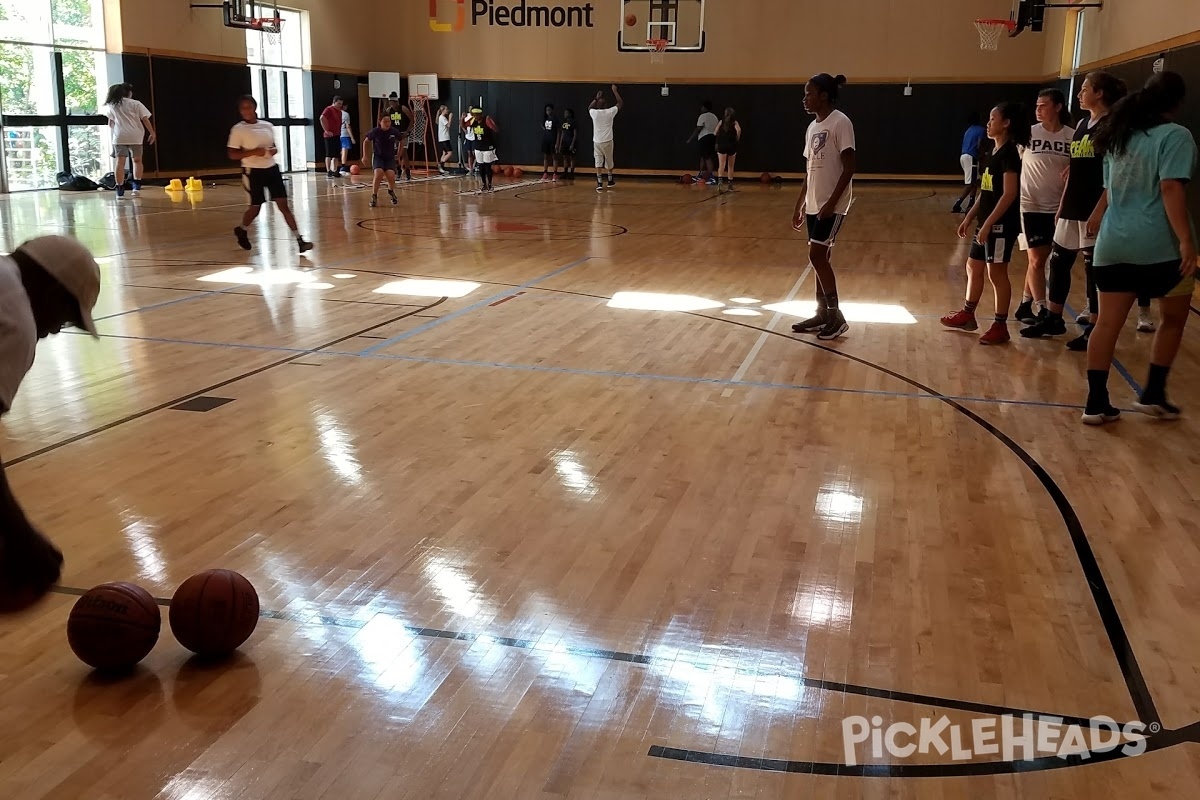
[297,238,313,253]
[596,182,605,193]
[817,311,849,341]
[405,171,413,181]
[792,309,829,334]
[952,202,963,213]
[1020,314,1066,338]
[1081,403,1121,426]
[1133,398,1181,420]
[607,177,616,188]
[1015,300,1038,325]
[369,194,378,208]
[1066,326,1092,352]
[389,191,398,205]
[233,226,251,251]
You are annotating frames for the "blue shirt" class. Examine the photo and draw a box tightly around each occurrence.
[1095,123,1197,266]
[962,125,986,157]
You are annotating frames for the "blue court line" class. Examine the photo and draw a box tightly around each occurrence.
[357,256,594,355]
[68,328,1087,411]
[1064,301,1144,396]
[95,283,252,322]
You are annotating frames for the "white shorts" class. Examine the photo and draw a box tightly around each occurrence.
[474,149,498,164]
[960,153,976,185]
[594,139,615,170]
[1053,218,1096,251]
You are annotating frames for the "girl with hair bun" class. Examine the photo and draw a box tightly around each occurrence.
[790,73,856,341]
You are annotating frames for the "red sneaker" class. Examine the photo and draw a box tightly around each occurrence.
[978,321,1011,345]
[940,309,978,331]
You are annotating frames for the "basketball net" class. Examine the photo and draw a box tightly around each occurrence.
[251,17,282,47]
[648,38,667,65]
[974,19,1014,51]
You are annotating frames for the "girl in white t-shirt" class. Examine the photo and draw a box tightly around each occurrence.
[790,73,856,341]
[436,106,454,173]
[103,83,156,198]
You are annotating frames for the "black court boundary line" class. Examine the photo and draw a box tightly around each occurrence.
[43,584,1094,728]
[120,282,431,310]
[2,297,448,468]
[354,216,628,241]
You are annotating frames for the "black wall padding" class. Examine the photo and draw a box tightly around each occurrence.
[440,78,1054,175]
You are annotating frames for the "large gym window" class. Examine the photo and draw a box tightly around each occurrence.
[245,4,310,173]
[0,0,110,191]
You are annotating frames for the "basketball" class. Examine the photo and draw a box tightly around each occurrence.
[760,172,772,183]
[503,166,514,177]
[169,570,259,657]
[512,167,523,178]
[625,13,637,27]
[681,174,695,184]
[67,582,161,671]
[349,165,360,175]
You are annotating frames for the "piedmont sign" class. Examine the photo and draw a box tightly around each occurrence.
[430,0,597,32]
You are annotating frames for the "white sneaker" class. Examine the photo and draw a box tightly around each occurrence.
[1137,308,1157,333]
[1075,305,1092,325]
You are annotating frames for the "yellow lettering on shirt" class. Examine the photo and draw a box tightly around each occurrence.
[980,168,994,193]
[1071,135,1095,159]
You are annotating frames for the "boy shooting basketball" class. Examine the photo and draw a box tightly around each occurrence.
[0,236,102,612]
[589,85,623,192]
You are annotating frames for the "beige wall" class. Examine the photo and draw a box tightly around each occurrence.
[118,0,378,71]
[403,0,1055,82]
[1077,0,1200,68]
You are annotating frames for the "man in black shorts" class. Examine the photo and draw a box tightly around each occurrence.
[540,103,560,181]
[386,94,413,181]
[227,95,313,253]
[685,101,719,185]
[365,114,402,208]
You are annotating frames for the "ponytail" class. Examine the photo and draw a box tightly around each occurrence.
[1094,71,1185,156]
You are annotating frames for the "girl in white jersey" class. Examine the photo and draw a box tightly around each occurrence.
[436,106,454,173]
[790,73,856,341]
[1015,89,1073,326]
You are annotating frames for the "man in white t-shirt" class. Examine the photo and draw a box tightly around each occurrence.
[0,236,101,613]
[790,73,856,341]
[104,83,156,198]
[685,101,719,185]
[339,107,356,175]
[589,84,623,192]
[227,95,312,253]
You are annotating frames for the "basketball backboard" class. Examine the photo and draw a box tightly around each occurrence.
[618,0,706,52]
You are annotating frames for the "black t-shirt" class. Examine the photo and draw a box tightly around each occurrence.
[560,119,576,146]
[1059,119,1104,221]
[976,140,1022,229]
[542,116,560,140]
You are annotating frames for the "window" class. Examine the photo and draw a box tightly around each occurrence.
[1068,10,1086,111]
[0,0,109,190]
[245,5,310,173]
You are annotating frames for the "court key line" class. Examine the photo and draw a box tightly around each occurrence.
[357,256,594,355]
[722,265,811,397]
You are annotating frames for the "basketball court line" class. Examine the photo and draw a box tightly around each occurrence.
[455,178,546,196]
[357,255,595,354]
[42,585,1098,730]
[94,283,253,322]
[722,266,811,397]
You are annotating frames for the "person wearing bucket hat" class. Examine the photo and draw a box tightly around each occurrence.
[0,235,101,613]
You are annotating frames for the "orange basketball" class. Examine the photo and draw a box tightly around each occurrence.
[625,13,637,27]
[67,582,161,671]
[502,166,514,177]
[760,172,773,183]
[169,570,259,657]
[512,168,523,178]
[349,165,361,175]
[681,174,695,185]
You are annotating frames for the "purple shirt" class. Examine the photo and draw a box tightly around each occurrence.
[366,126,403,161]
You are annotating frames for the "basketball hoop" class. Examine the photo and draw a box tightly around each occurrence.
[648,38,668,64]
[250,16,282,46]
[974,18,1015,51]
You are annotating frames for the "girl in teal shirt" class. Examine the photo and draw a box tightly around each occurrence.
[1083,72,1197,424]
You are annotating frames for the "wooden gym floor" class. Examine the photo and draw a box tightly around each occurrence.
[1,172,1200,798]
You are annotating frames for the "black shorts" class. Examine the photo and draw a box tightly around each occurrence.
[242,165,287,205]
[806,213,846,247]
[1022,212,1056,249]
[698,135,716,158]
[439,140,452,154]
[717,144,737,156]
[969,222,1019,264]
[324,137,340,158]
[542,137,558,156]
[559,139,576,155]
[1094,260,1194,298]
[372,158,398,173]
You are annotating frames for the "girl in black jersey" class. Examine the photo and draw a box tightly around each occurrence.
[540,104,560,182]
[715,108,741,191]
[1021,72,1131,346]
[940,102,1029,345]
[557,109,578,179]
